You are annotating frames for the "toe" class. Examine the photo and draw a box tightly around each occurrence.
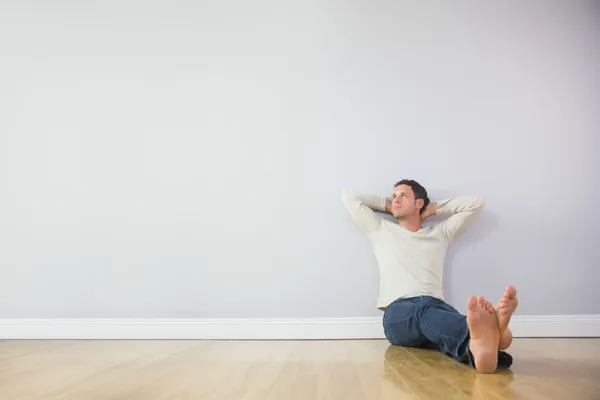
[477,296,485,308]
[467,296,478,312]
[506,285,517,298]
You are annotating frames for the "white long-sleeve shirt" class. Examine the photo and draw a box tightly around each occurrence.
[341,191,485,310]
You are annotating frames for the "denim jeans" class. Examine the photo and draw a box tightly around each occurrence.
[383,296,513,370]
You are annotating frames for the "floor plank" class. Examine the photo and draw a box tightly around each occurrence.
[0,339,597,399]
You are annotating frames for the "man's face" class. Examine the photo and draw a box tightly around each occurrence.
[391,184,423,218]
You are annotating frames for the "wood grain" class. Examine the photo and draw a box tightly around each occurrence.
[0,338,598,399]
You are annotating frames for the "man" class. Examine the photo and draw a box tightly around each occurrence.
[342,179,518,373]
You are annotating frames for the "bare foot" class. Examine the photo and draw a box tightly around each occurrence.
[496,286,518,333]
[467,296,499,374]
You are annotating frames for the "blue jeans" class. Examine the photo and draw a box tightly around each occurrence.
[383,296,512,370]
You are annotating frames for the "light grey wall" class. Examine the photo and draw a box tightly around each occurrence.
[1,1,598,318]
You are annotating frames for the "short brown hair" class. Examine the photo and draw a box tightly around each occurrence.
[394,179,430,214]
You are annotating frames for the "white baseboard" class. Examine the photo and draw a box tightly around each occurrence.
[0,315,598,340]
[509,315,600,338]
[0,318,382,340]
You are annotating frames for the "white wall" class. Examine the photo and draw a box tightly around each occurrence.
[1,1,598,319]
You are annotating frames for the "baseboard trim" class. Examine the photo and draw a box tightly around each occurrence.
[509,315,600,338]
[0,315,598,340]
[0,318,383,340]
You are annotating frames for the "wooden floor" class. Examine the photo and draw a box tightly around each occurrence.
[0,339,598,399]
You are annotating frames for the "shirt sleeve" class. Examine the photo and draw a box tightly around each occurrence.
[341,190,387,234]
[436,197,485,241]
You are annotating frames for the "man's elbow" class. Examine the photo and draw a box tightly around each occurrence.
[341,190,356,204]
[341,190,353,209]
[472,197,486,213]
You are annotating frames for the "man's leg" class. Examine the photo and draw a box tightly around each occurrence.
[383,297,428,348]
[495,285,518,351]
[417,296,511,373]
[499,329,513,351]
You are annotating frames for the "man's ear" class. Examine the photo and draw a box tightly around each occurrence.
[416,198,424,210]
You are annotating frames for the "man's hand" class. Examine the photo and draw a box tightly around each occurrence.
[420,202,438,220]
[385,199,393,214]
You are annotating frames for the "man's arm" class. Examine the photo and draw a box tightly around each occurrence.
[341,190,390,234]
[425,197,485,241]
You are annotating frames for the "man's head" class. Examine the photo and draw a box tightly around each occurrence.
[391,179,430,219]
